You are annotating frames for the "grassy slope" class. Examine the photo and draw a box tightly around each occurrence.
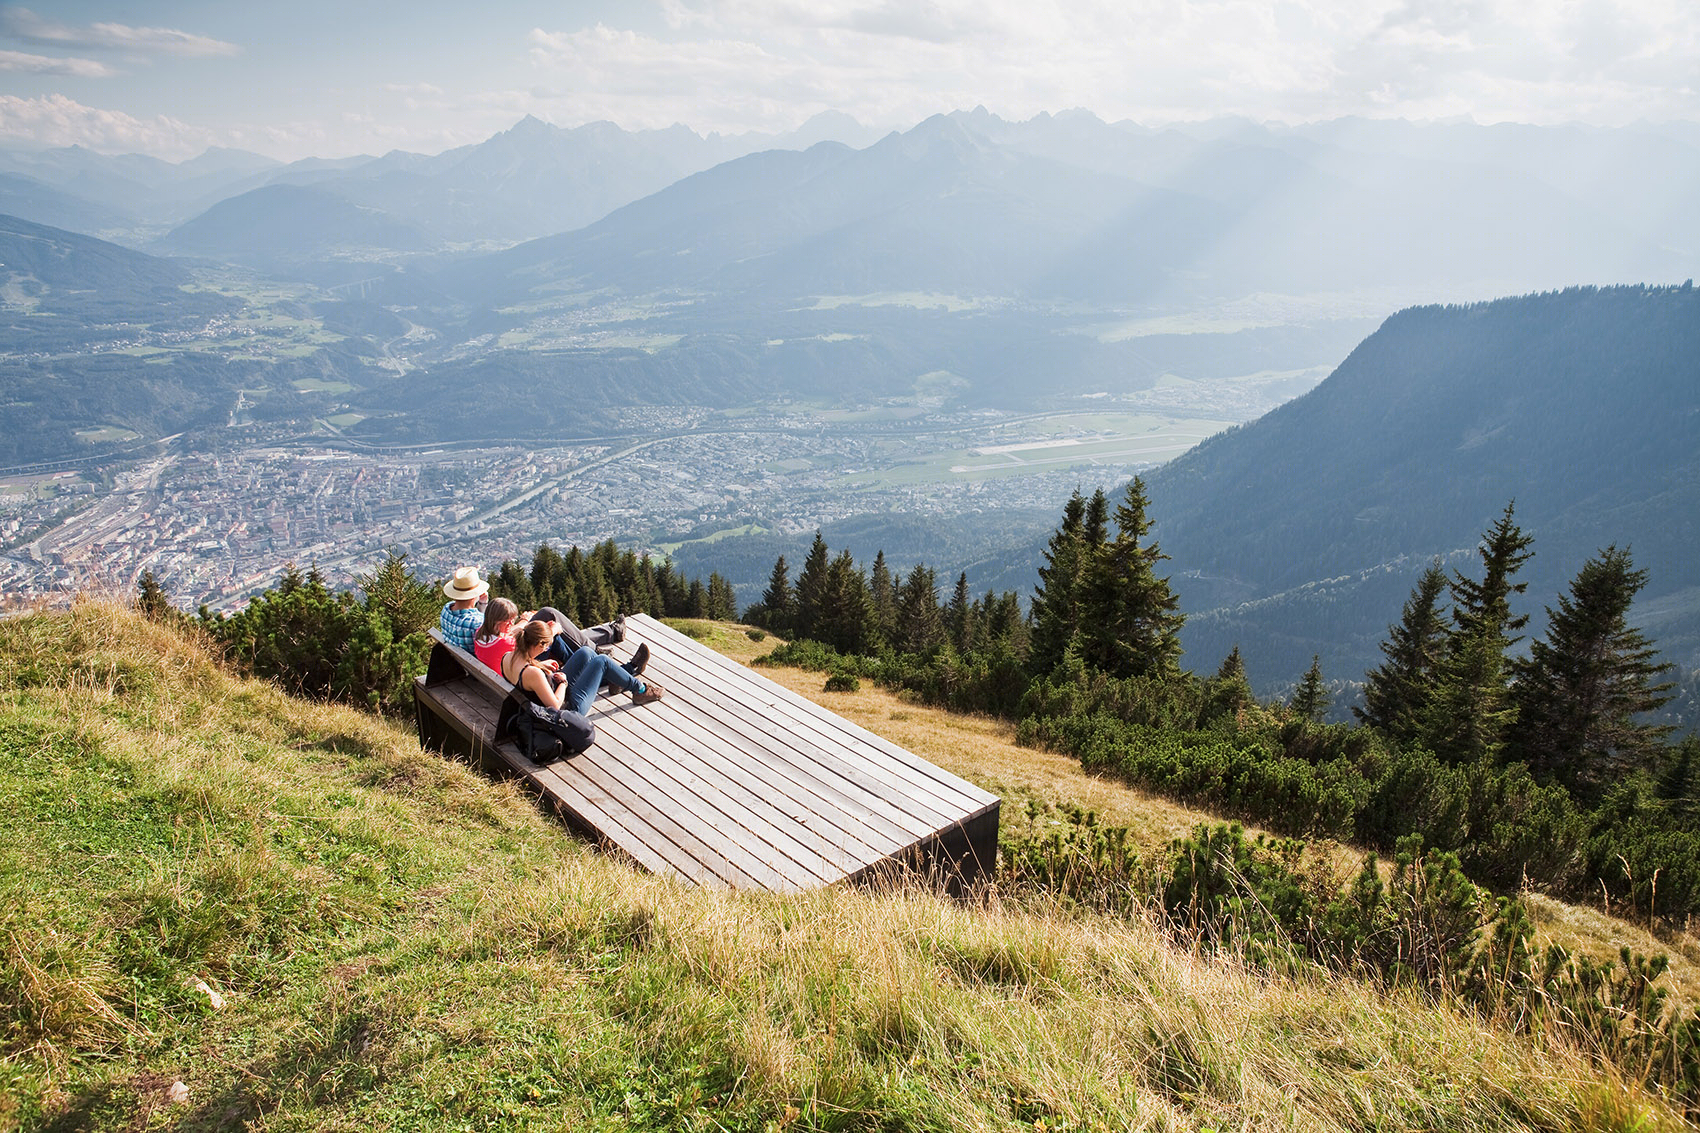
[0,607,1688,1132]
[698,625,1700,1013]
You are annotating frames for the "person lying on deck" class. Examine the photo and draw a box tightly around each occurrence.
[473,598,650,681]
[501,618,663,714]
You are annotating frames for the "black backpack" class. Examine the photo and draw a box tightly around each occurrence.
[498,694,596,763]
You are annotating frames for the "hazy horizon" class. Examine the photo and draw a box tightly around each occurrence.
[3,0,1698,163]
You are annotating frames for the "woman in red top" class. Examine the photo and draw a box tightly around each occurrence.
[472,598,522,670]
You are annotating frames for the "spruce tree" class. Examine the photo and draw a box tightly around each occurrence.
[1291,655,1329,722]
[869,549,897,646]
[1083,488,1110,550]
[1510,546,1674,796]
[1082,477,1184,679]
[1029,490,1088,672]
[135,569,174,622]
[948,571,974,653]
[706,572,737,621]
[756,555,794,635]
[355,548,438,638]
[820,551,873,654]
[493,559,537,611]
[530,544,566,608]
[793,531,830,642]
[895,564,942,655]
[1426,503,1534,763]
[1357,562,1449,740]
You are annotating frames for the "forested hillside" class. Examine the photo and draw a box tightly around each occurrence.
[1101,284,1700,690]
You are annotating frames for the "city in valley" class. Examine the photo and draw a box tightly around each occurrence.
[0,396,1256,612]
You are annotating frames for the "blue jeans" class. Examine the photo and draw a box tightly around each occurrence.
[534,607,619,667]
[558,646,642,714]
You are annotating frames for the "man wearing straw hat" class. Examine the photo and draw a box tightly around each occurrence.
[440,566,490,650]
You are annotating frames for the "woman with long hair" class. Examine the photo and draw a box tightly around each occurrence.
[501,618,662,714]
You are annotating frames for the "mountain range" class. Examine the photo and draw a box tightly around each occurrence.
[1135,284,1699,690]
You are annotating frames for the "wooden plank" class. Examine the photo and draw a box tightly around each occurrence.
[555,752,758,889]
[415,677,694,885]
[585,739,818,892]
[618,668,934,845]
[600,706,860,885]
[566,714,815,891]
[626,616,993,815]
[604,698,892,869]
[636,646,958,833]
[634,616,995,807]
[594,668,913,854]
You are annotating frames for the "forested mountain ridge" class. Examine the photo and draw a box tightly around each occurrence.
[1134,284,1700,688]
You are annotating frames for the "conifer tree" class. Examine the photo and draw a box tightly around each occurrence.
[1029,490,1088,672]
[820,551,873,654]
[706,572,737,621]
[755,554,794,635]
[1083,488,1110,550]
[1357,562,1449,740]
[1291,655,1329,722]
[793,531,830,642]
[135,569,174,622]
[948,571,974,653]
[1510,546,1674,795]
[1200,645,1253,726]
[530,543,566,607]
[355,548,438,638]
[493,559,537,611]
[869,549,897,645]
[894,563,942,655]
[1082,477,1184,679]
[1426,503,1534,764]
[685,579,706,619]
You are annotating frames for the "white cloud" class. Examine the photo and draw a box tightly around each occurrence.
[0,93,215,158]
[0,47,112,76]
[526,0,1700,131]
[0,6,239,58]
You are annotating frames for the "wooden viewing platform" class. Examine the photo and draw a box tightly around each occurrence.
[414,613,1000,892]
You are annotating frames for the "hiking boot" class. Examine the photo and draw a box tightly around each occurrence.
[631,681,664,706]
[611,614,627,643]
[623,642,650,679]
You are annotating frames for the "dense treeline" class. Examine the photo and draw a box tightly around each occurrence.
[751,489,1700,928]
[138,541,724,717]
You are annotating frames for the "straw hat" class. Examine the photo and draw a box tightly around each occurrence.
[443,566,489,601]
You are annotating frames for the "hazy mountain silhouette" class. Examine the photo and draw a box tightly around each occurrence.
[444,111,1686,314]
[979,285,1700,691]
[158,184,436,262]
[0,144,281,230]
[0,172,134,236]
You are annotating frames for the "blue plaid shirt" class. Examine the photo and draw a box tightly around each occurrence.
[440,602,484,650]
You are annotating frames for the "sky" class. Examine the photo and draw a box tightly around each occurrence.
[0,0,1697,162]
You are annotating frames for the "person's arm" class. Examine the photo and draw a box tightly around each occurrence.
[523,663,566,710]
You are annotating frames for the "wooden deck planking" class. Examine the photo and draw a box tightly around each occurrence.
[606,694,895,870]
[412,680,695,884]
[634,622,995,815]
[416,616,998,891]
[594,710,846,887]
[634,635,975,833]
[618,662,930,849]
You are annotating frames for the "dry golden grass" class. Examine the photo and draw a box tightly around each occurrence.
[701,620,1700,1021]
